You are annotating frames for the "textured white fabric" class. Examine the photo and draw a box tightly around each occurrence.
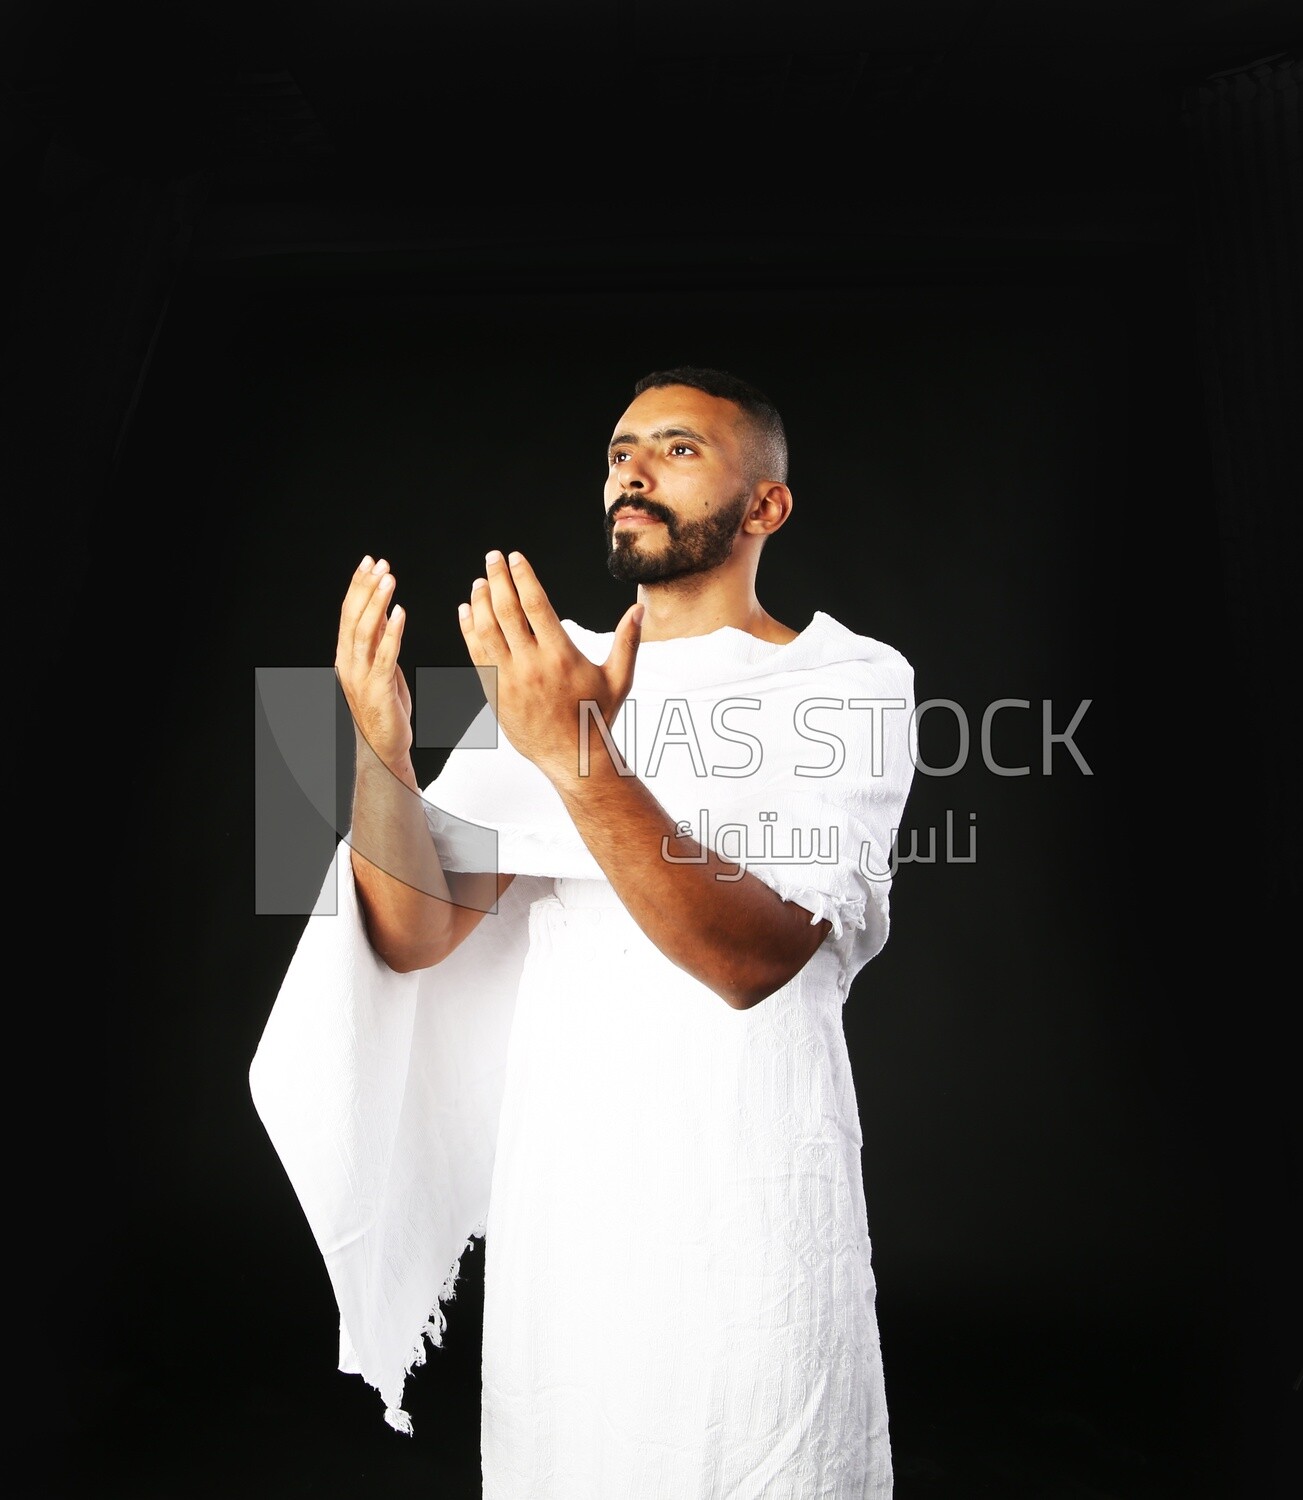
[481,877,893,1498]
[249,611,915,1490]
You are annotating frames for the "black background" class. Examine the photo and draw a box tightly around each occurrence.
[6,2,1299,1496]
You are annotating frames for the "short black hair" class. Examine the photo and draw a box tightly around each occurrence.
[632,366,788,485]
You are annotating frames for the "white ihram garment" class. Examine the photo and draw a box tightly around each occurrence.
[250,612,915,1498]
[482,876,890,1498]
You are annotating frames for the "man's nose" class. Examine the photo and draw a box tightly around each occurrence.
[616,450,650,489]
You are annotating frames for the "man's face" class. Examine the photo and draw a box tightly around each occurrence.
[603,384,755,584]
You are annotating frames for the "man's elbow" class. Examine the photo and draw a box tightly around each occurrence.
[722,973,794,1010]
[724,983,774,1011]
[727,971,800,1011]
[722,929,832,1010]
[372,937,447,974]
[361,913,455,974]
[381,948,441,975]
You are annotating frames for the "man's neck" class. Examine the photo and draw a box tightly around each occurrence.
[634,580,798,645]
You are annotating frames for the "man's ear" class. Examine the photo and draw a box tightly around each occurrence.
[745,483,794,537]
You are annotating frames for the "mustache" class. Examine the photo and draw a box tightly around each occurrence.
[605,497,676,538]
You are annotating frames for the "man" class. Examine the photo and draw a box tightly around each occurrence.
[251,367,916,1497]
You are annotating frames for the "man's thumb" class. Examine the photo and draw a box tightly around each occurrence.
[608,601,644,687]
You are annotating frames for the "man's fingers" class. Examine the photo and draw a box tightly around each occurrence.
[605,600,644,698]
[339,556,394,664]
[371,601,405,680]
[506,552,567,644]
[484,550,535,650]
[458,597,499,706]
[356,566,397,665]
[467,575,510,663]
[339,556,384,631]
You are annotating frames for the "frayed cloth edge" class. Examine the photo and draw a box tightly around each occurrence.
[753,872,870,944]
[378,1220,487,1436]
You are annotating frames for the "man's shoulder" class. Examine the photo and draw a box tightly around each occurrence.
[778,613,915,712]
[802,610,913,678]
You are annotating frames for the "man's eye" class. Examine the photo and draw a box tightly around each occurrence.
[611,452,630,464]
[670,444,695,456]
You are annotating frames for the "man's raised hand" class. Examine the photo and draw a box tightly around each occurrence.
[335,555,413,772]
[458,549,644,781]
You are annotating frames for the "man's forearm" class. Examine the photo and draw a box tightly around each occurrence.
[549,753,829,1009]
[348,732,519,973]
[450,549,828,1003]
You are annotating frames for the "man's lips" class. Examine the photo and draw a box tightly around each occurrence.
[612,510,663,527]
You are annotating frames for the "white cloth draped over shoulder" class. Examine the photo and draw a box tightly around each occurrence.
[249,610,916,1445]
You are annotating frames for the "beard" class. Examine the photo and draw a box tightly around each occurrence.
[604,487,751,584]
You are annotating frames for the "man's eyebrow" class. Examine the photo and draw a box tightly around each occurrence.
[607,425,711,455]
